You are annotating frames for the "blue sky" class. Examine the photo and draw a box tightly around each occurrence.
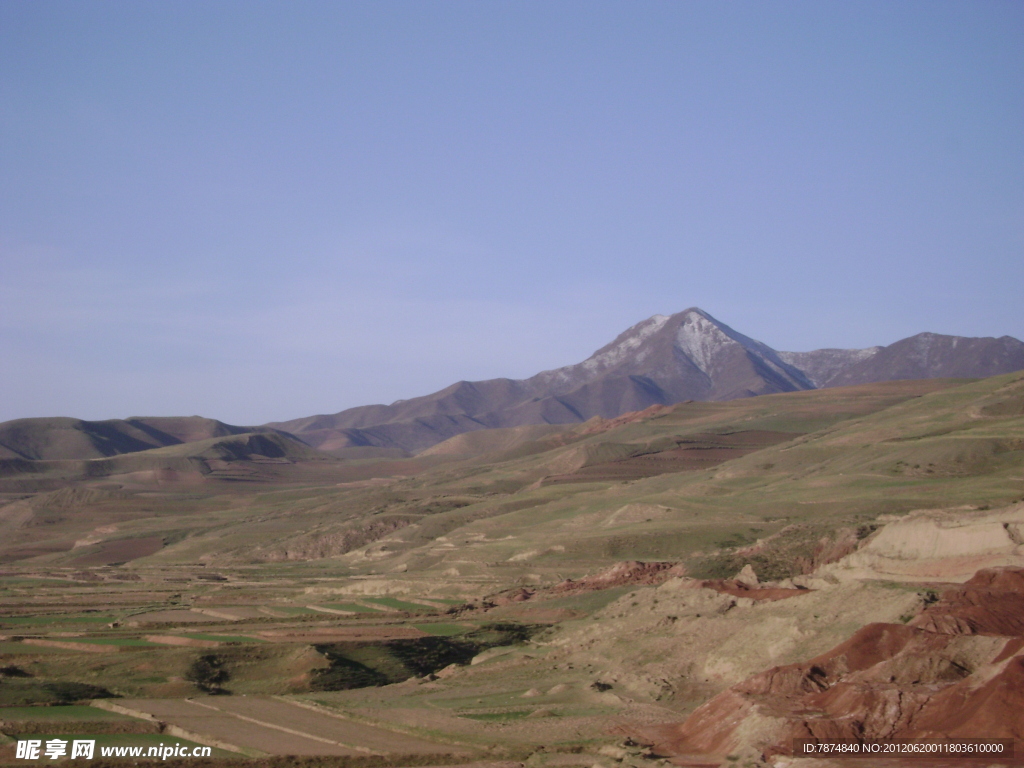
[2,1,1022,424]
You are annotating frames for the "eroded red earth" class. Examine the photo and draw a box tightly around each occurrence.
[633,567,1024,766]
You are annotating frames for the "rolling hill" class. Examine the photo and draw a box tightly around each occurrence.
[0,430,340,493]
[0,415,295,461]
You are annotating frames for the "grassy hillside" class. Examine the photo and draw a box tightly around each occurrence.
[7,374,1020,581]
[0,415,293,462]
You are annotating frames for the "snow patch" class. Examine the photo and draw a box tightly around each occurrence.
[532,313,670,389]
[581,314,670,373]
[778,347,882,387]
[674,312,736,374]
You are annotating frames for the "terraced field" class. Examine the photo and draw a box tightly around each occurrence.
[107,697,464,757]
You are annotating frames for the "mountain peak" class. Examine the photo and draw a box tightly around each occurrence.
[523,307,813,404]
[673,308,742,373]
[264,311,1024,454]
[677,305,711,317]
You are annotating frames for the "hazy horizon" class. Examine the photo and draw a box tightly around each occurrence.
[2,1,1022,424]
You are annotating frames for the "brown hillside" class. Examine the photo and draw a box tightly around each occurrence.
[639,566,1024,765]
[267,309,1024,454]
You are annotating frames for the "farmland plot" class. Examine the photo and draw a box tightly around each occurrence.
[198,697,463,755]
[256,626,427,642]
[111,697,463,757]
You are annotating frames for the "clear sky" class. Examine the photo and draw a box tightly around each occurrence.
[2,1,1022,425]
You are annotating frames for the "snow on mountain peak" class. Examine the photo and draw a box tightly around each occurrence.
[580,313,670,373]
[674,310,740,374]
[531,308,811,394]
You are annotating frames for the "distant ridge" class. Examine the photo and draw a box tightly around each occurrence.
[822,332,1024,387]
[268,309,815,453]
[12,309,1022,460]
[0,429,339,489]
[0,415,300,462]
[269,308,1024,454]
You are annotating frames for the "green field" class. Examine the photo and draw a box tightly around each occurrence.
[0,642,63,655]
[0,706,131,722]
[412,622,472,636]
[0,615,112,628]
[267,606,320,615]
[459,710,533,721]
[0,681,116,708]
[182,633,266,643]
[320,602,384,613]
[361,597,438,612]
[69,638,161,647]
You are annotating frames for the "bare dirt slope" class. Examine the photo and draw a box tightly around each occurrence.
[634,566,1024,766]
[824,503,1024,582]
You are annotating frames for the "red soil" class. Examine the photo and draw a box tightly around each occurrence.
[255,626,427,642]
[635,567,1024,766]
[910,567,1024,637]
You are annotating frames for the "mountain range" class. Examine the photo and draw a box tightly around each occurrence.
[268,308,1024,453]
[4,308,1024,461]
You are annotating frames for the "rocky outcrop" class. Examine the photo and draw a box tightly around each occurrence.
[552,561,685,593]
[826,503,1024,582]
